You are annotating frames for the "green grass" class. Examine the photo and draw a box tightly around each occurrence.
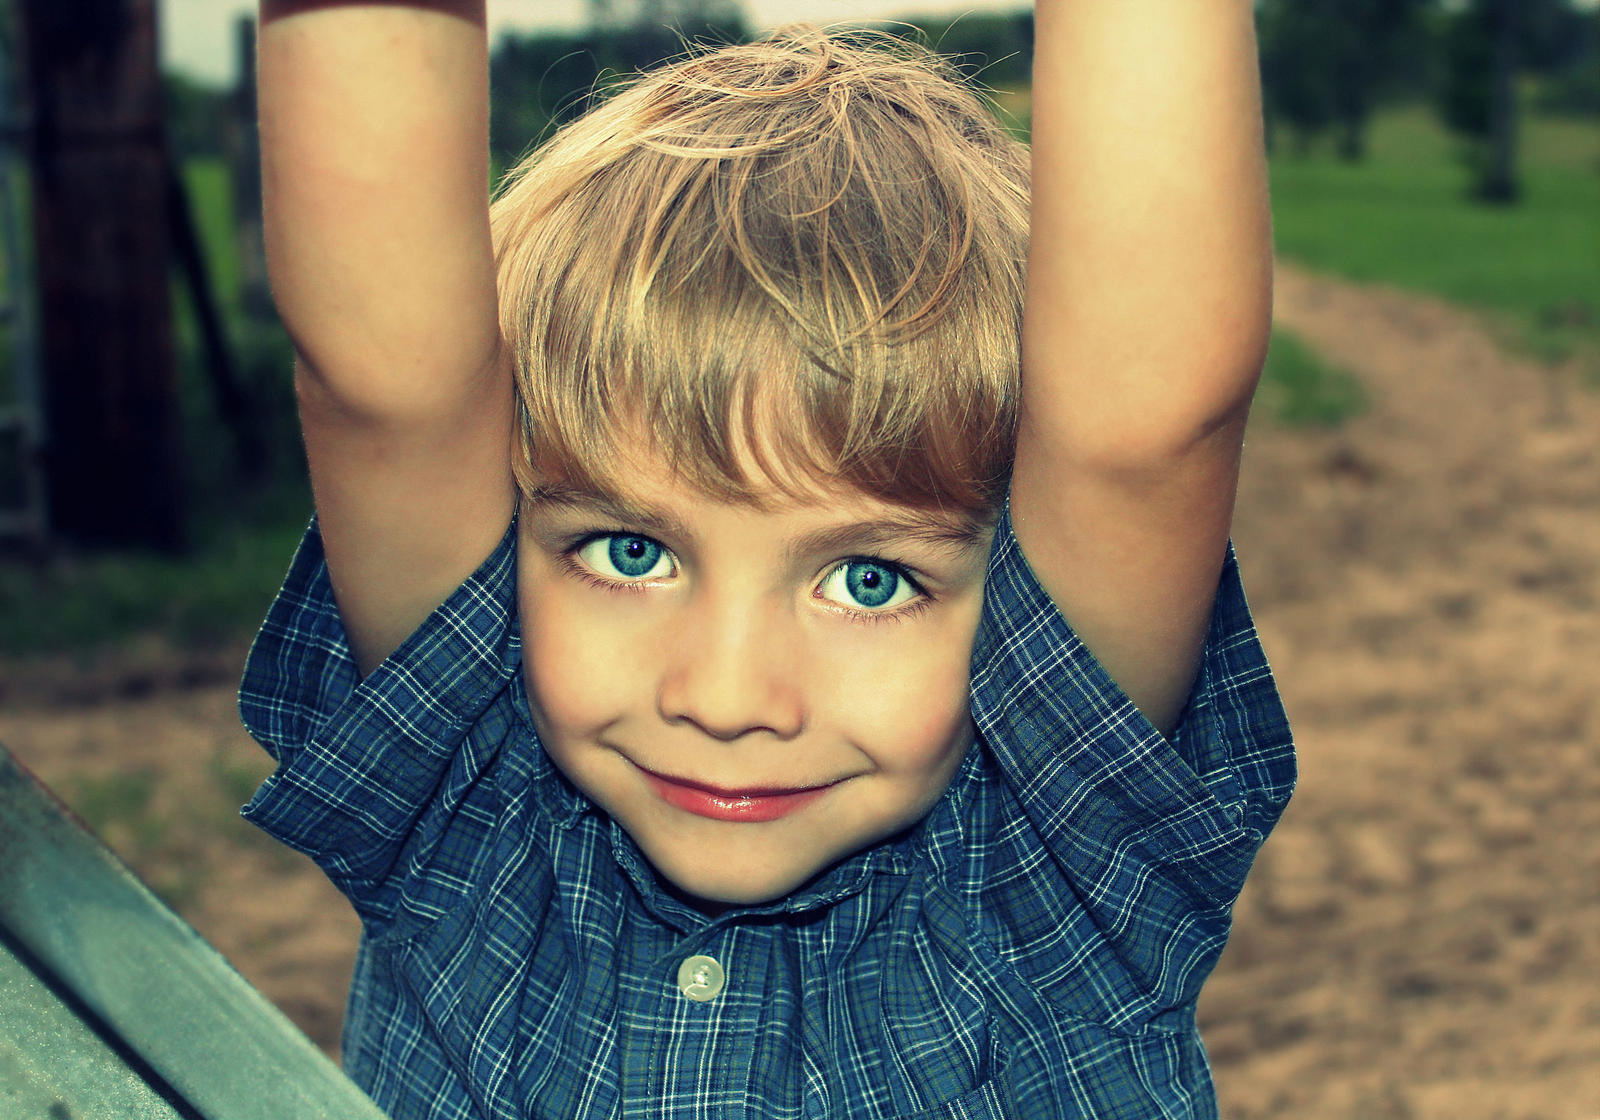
[180,158,243,309]
[1257,326,1368,428]
[67,769,165,849]
[0,495,309,654]
[1269,103,1600,372]
[56,748,286,914]
[61,767,200,909]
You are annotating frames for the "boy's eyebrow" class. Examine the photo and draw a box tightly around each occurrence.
[786,516,992,561]
[523,482,691,540]
[524,482,991,557]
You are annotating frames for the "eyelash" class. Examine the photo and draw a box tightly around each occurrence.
[835,584,934,626]
[557,531,933,622]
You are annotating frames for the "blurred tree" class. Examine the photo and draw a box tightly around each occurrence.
[910,11,1035,89]
[1258,0,1429,159]
[1437,0,1518,200]
[1479,0,1519,203]
[1525,2,1598,117]
[21,0,185,549]
[163,72,226,161]
[489,8,1035,168]
[586,0,744,33]
[490,5,748,169]
[1514,0,1599,87]
[635,0,743,33]
[1438,0,1596,201]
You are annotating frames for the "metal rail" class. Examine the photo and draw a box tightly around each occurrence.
[0,743,392,1120]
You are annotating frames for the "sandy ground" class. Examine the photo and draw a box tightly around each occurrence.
[2,262,1597,1118]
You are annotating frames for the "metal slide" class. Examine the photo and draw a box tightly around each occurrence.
[0,741,391,1120]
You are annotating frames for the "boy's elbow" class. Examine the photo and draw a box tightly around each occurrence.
[289,320,509,430]
[1023,255,1273,469]
[1024,345,1266,475]
[292,352,480,432]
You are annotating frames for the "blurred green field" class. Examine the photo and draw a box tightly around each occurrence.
[1,100,1596,657]
[1269,103,1600,369]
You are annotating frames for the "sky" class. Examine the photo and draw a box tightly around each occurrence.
[161,0,1025,85]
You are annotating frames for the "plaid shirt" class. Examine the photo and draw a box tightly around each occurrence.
[239,509,1293,1120]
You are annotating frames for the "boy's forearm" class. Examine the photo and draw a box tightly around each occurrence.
[259,0,501,414]
[1023,0,1272,458]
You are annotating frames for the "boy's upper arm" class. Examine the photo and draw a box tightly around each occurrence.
[1014,0,1272,735]
[298,356,515,678]
[259,1,514,674]
[1008,424,1247,737]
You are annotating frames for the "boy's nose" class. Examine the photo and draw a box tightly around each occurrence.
[655,602,805,742]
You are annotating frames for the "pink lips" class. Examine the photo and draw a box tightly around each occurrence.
[638,767,836,823]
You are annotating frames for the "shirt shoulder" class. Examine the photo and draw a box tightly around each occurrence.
[957,507,1295,1027]
[237,517,525,923]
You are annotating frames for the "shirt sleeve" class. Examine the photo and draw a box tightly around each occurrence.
[965,507,1295,1026]
[237,517,521,924]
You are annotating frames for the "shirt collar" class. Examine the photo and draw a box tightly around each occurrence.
[604,821,918,935]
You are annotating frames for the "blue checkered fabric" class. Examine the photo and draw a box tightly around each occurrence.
[239,507,1293,1119]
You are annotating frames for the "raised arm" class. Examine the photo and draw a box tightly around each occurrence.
[259,0,514,674]
[1012,0,1272,734]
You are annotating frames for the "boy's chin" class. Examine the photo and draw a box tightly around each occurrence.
[645,842,835,912]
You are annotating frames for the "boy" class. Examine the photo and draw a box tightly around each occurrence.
[241,1,1293,1117]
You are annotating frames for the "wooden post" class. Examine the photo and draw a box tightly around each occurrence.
[20,0,184,550]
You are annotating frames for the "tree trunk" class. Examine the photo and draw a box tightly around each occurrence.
[1479,0,1519,203]
[21,0,184,549]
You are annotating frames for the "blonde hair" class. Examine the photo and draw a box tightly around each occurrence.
[491,24,1030,516]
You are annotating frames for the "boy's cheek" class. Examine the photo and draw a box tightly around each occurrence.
[820,613,981,769]
[518,587,639,735]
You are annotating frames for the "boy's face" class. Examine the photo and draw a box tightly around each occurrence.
[516,448,992,909]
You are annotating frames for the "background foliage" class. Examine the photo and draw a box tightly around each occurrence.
[1,0,1595,654]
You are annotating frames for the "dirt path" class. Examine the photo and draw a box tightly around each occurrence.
[1206,267,1600,1118]
[2,262,1596,1117]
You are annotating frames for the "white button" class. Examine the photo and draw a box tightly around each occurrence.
[676,954,725,1001]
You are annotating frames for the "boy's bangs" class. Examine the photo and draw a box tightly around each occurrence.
[510,220,1016,515]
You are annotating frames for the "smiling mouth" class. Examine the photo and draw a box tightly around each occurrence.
[635,765,840,822]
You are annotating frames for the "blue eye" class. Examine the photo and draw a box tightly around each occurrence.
[817,560,918,611]
[846,563,897,607]
[576,534,674,581]
[608,536,661,577]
